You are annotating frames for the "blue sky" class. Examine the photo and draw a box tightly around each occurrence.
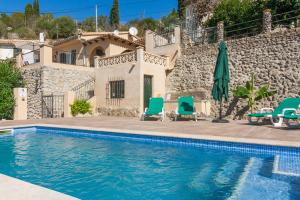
[1,0,177,22]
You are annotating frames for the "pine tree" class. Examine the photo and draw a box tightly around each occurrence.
[110,0,120,28]
[33,0,40,16]
[178,0,186,20]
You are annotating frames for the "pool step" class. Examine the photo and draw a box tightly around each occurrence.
[273,155,300,177]
[188,156,248,198]
[228,158,290,200]
[0,129,13,136]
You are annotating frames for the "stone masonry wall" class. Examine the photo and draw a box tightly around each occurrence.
[22,65,43,119]
[23,64,94,119]
[167,28,300,119]
[42,65,94,95]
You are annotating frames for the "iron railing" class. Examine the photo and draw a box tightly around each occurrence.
[224,18,263,40]
[72,78,95,100]
[154,30,176,47]
[272,9,300,30]
[42,94,64,118]
[187,27,217,44]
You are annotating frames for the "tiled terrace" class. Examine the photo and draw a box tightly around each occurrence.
[1,116,299,147]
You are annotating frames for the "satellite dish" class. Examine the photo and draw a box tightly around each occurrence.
[113,30,119,36]
[129,27,138,36]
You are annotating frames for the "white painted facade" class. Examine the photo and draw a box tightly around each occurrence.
[0,40,39,65]
[0,45,14,59]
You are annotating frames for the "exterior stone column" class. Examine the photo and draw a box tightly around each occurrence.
[94,56,100,68]
[181,30,193,48]
[216,21,224,42]
[15,53,23,68]
[40,45,53,65]
[14,88,28,120]
[263,9,272,33]
[145,30,154,52]
[174,26,181,45]
[64,91,75,118]
[136,47,144,63]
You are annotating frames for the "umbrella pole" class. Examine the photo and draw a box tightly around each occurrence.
[219,98,222,120]
[212,97,229,123]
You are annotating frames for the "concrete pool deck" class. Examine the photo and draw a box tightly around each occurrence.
[1,116,300,147]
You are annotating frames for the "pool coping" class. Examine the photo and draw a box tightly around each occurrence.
[2,123,300,148]
[0,174,78,200]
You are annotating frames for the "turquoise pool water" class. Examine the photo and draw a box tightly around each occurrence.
[0,127,300,200]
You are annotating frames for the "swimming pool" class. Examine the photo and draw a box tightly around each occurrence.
[0,126,299,199]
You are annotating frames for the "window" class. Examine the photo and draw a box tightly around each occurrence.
[110,80,125,99]
[60,52,68,64]
[59,50,76,65]
[71,50,76,65]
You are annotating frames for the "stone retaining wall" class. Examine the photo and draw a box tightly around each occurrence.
[167,28,300,119]
[22,64,95,119]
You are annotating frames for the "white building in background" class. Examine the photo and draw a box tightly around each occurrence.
[0,39,40,65]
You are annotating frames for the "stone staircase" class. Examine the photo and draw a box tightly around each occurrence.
[72,78,95,101]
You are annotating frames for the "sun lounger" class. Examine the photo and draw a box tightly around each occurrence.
[141,97,165,121]
[174,96,197,121]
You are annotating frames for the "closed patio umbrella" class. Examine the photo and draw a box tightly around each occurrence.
[212,41,230,123]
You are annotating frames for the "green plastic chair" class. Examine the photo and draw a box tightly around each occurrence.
[248,98,300,127]
[175,96,197,121]
[141,97,165,121]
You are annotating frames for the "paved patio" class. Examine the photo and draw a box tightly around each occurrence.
[1,116,299,147]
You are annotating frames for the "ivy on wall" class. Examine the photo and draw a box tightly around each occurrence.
[0,60,24,120]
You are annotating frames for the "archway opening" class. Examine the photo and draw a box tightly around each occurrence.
[90,47,105,67]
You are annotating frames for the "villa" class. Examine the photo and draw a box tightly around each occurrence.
[17,26,205,119]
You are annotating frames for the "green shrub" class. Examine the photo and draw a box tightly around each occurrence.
[0,60,24,120]
[70,100,92,117]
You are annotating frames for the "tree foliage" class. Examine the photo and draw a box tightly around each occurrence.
[125,18,158,36]
[207,0,263,27]
[33,0,40,17]
[159,9,179,31]
[0,60,24,120]
[35,14,55,37]
[178,0,186,20]
[81,16,110,32]
[25,4,33,26]
[53,16,76,39]
[207,0,300,27]
[110,0,120,28]
[12,13,25,29]
[233,74,276,113]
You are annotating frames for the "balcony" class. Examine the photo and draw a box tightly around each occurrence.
[95,49,168,69]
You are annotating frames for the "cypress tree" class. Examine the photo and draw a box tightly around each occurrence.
[178,0,186,20]
[110,0,120,28]
[33,0,40,16]
[25,4,33,26]
[25,4,33,18]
